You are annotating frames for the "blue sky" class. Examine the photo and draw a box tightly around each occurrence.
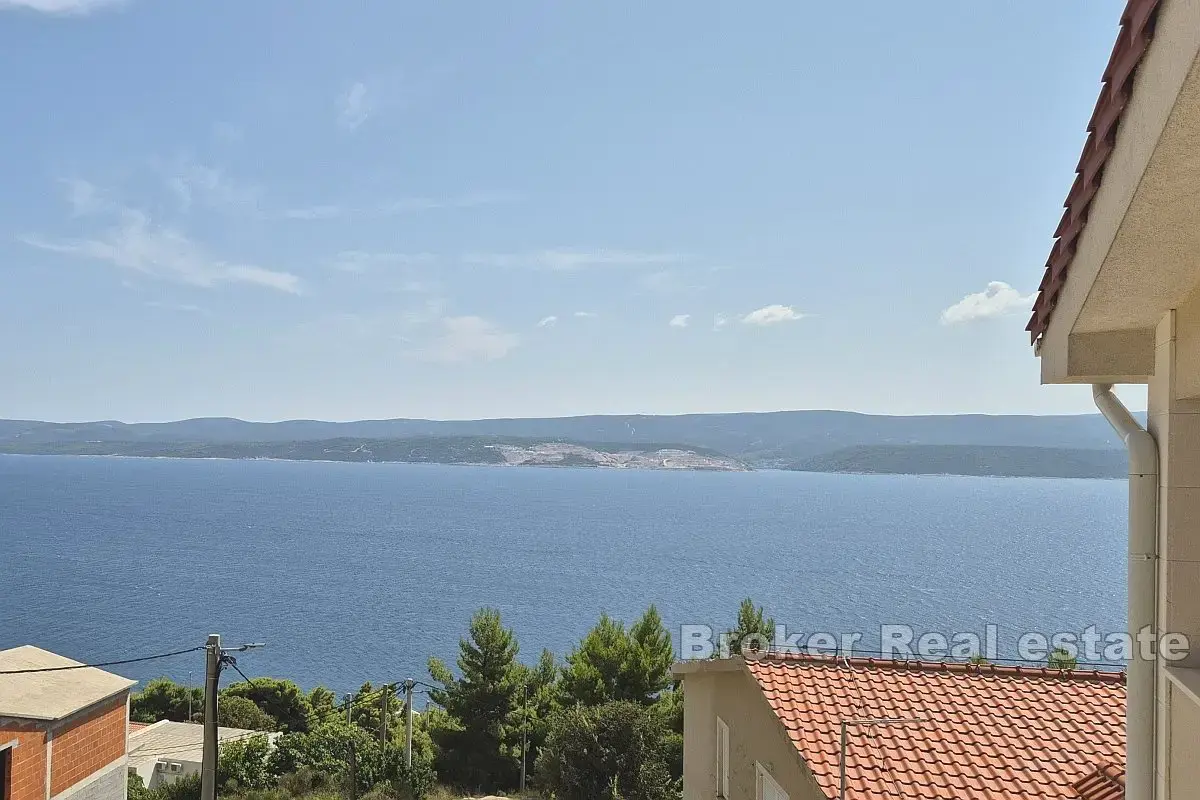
[0,0,1145,422]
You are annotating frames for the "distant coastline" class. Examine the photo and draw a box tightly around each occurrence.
[0,410,1131,479]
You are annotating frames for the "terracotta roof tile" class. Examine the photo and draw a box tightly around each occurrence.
[1027,0,1160,344]
[744,654,1125,799]
[1073,763,1126,800]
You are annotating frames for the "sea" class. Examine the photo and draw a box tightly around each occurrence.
[0,454,1127,697]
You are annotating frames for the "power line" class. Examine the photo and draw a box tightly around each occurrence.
[0,645,205,675]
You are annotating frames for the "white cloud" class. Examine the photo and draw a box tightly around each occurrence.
[21,209,301,294]
[536,315,558,328]
[669,314,690,328]
[741,304,804,326]
[0,0,125,13]
[464,249,685,271]
[338,82,372,130]
[713,313,729,331]
[211,122,243,143]
[162,159,260,214]
[573,311,598,319]
[418,316,519,363]
[61,178,104,216]
[145,300,207,314]
[281,191,519,222]
[332,251,435,273]
[940,281,1035,325]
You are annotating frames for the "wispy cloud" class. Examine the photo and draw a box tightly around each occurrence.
[331,250,436,274]
[713,313,729,331]
[573,311,598,319]
[940,281,1035,325]
[536,315,558,328]
[464,249,685,271]
[211,122,243,143]
[281,191,520,222]
[0,0,125,14]
[61,178,105,216]
[338,82,372,130]
[741,304,804,326]
[21,209,301,294]
[145,300,208,315]
[160,158,261,214]
[416,316,520,363]
[669,314,690,328]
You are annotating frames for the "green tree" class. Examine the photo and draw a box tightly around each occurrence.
[217,695,278,731]
[560,607,674,707]
[624,606,674,703]
[427,608,523,791]
[127,772,154,800]
[270,720,386,792]
[224,678,314,733]
[130,678,202,723]
[728,598,775,656]
[560,614,629,707]
[308,686,338,721]
[535,701,679,800]
[217,734,275,793]
[1048,647,1078,670]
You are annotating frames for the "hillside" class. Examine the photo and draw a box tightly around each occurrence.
[0,410,1130,462]
[794,445,1128,479]
[0,436,745,471]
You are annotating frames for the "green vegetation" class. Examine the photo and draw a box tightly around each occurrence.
[1047,647,1079,670]
[127,602,695,799]
[725,598,775,656]
[791,444,1127,479]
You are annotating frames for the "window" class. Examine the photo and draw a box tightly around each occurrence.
[716,717,729,798]
[756,763,788,800]
[1,744,11,800]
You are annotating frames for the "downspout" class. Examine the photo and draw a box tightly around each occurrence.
[1092,384,1158,800]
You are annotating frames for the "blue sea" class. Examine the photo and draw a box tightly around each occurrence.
[0,455,1127,696]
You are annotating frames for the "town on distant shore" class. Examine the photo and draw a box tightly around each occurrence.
[0,410,1131,478]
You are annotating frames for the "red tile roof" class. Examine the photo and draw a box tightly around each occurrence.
[1073,763,1126,800]
[745,654,1125,799]
[1027,0,1160,344]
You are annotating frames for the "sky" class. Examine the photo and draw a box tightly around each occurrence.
[0,0,1147,422]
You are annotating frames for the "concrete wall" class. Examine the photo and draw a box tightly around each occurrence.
[1148,297,1200,800]
[681,664,825,800]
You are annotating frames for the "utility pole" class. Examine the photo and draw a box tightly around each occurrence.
[200,634,221,800]
[345,694,353,726]
[379,685,389,746]
[347,740,357,800]
[403,680,415,770]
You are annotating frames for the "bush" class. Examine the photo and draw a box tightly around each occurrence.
[218,734,275,793]
[535,701,679,800]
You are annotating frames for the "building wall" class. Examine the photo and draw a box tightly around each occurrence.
[0,724,48,800]
[682,665,825,800]
[1148,300,1200,800]
[48,696,128,799]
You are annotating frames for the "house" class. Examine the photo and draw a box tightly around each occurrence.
[126,720,279,790]
[673,654,1126,799]
[1026,0,1200,797]
[0,646,136,800]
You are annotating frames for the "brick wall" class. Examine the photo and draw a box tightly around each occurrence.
[48,696,128,798]
[0,724,48,800]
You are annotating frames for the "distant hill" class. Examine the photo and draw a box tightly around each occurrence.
[794,445,1128,479]
[0,436,745,471]
[0,410,1130,462]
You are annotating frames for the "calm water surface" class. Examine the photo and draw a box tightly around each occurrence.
[0,455,1126,694]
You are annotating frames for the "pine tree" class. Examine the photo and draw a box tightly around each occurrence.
[729,598,775,656]
[561,606,675,707]
[427,608,523,791]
